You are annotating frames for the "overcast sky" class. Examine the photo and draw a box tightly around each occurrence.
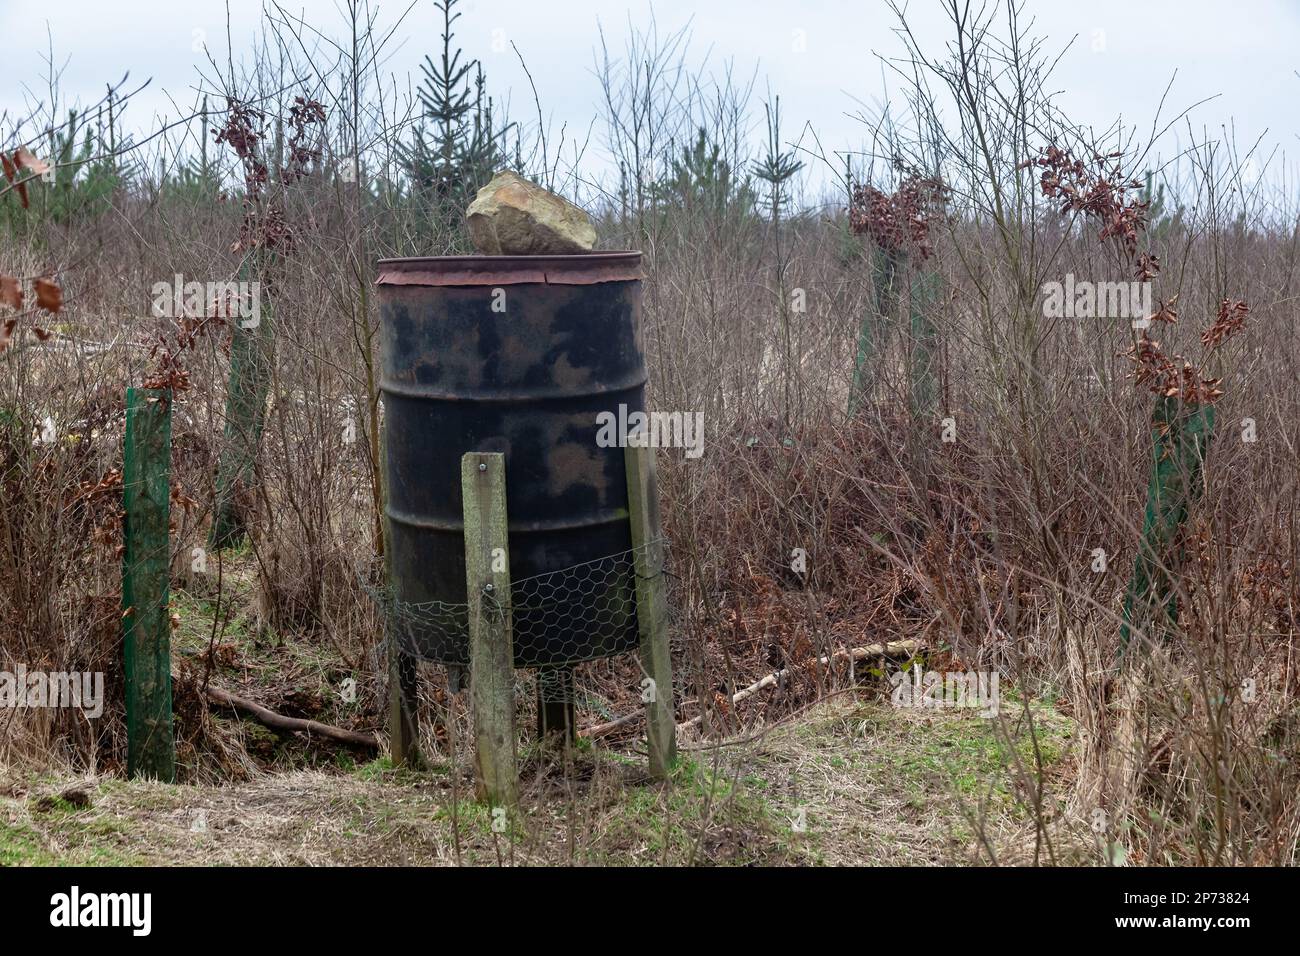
[2,0,1297,201]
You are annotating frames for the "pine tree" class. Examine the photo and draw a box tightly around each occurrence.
[403,0,511,246]
[652,127,755,221]
[753,97,803,224]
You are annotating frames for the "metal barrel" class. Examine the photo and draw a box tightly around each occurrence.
[375,253,646,668]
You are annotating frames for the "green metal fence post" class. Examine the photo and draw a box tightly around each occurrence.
[211,255,274,550]
[122,386,176,782]
[849,245,900,416]
[909,270,941,420]
[1119,395,1215,657]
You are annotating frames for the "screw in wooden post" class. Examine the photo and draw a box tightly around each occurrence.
[462,452,518,807]
[624,438,677,779]
[122,387,176,782]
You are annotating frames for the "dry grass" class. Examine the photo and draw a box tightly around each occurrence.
[1,694,1076,866]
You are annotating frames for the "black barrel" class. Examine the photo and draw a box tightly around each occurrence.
[376,253,646,668]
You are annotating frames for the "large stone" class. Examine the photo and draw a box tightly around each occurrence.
[465,170,597,256]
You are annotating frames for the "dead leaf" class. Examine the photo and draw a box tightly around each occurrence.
[0,318,16,353]
[14,147,50,175]
[33,278,62,314]
[0,275,21,310]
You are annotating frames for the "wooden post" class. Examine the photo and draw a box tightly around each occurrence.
[379,415,421,768]
[624,439,677,779]
[122,387,176,782]
[387,641,421,768]
[462,452,518,807]
[537,666,576,743]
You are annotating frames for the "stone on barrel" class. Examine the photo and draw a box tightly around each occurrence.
[465,170,597,256]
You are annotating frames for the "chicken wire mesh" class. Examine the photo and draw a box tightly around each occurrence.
[365,538,670,670]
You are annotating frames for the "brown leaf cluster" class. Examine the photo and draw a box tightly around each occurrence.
[848,174,946,259]
[75,466,123,502]
[0,273,61,353]
[282,97,326,185]
[1135,252,1160,282]
[216,96,326,255]
[1027,145,1251,404]
[1202,298,1249,351]
[1024,146,1149,260]
[141,307,229,392]
[1125,333,1223,405]
[1148,296,1179,326]
[72,467,125,555]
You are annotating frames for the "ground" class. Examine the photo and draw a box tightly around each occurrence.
[1,696,1085,866]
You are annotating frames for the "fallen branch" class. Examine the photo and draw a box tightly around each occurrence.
[580,639,920,740]
[580,708,643,740]
[203,683,380,751]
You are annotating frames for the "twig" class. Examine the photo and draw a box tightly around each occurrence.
[580,639,920,740]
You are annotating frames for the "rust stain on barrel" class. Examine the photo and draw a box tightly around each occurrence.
[376,252,645,288]
[375,252,647,667]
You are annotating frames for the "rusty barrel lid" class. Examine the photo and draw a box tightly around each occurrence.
[375,251,643,287]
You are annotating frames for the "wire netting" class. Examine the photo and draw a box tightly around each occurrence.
[366,538,669,670]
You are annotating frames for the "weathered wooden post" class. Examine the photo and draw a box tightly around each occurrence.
[536,667,576,743]
[122,387,176,782]
[387,633,422,769]
[462,452,518,806]
[625,438,677,779]
[380,421,421,769]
